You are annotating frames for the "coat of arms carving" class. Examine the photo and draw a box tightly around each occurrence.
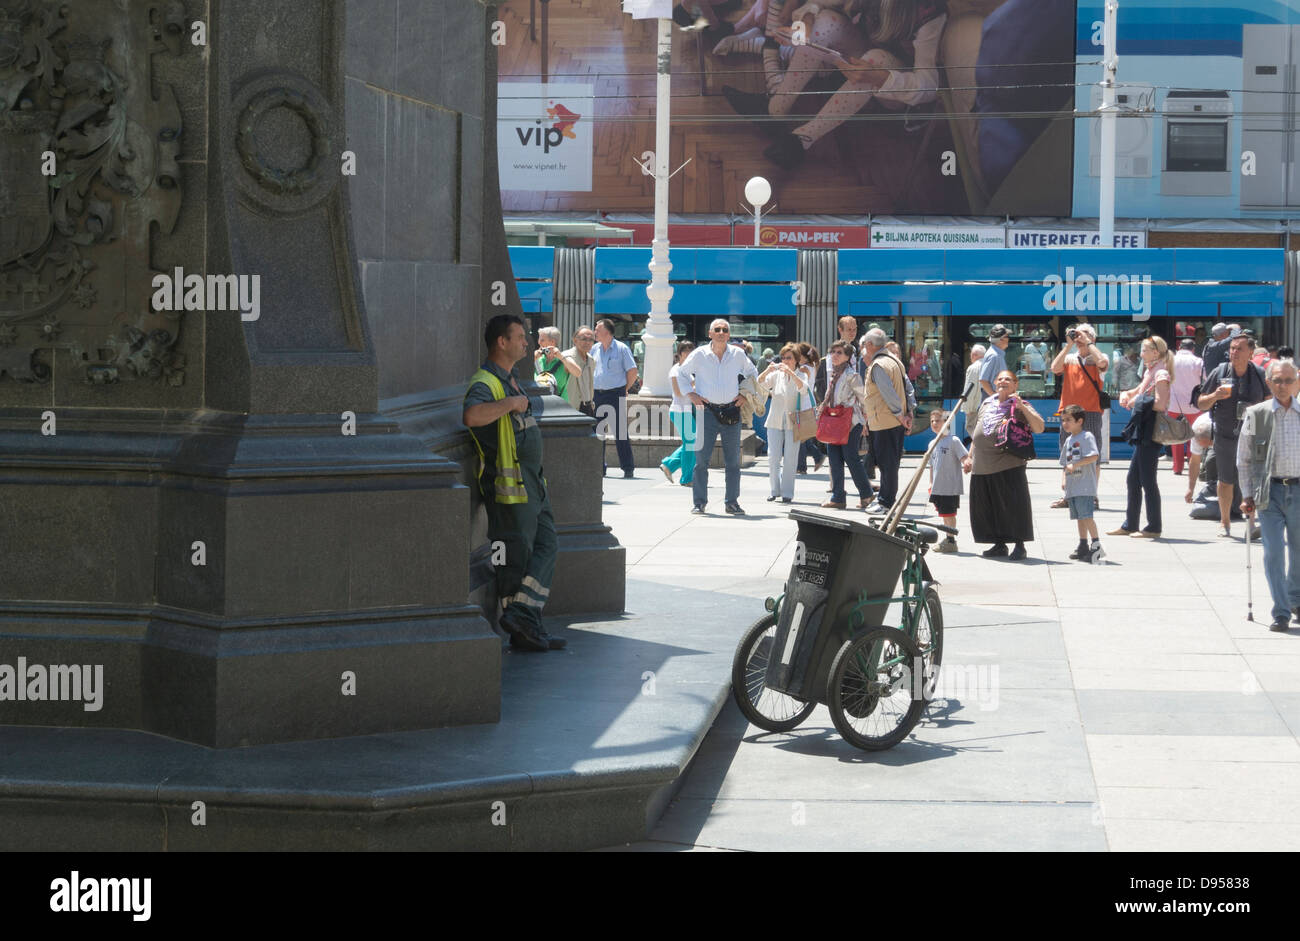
[0,0,186,384]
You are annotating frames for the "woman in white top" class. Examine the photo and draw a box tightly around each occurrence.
[759,342,812,502]
[1108,335,1174,539]
[660,341,697,487]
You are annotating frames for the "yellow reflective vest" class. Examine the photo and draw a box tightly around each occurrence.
[468,368,528,504]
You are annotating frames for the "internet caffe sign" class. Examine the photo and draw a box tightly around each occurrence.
[870,225,1005,249]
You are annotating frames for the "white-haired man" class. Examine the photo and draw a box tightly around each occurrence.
[533,326,569,399]
[860,327,909,513]
[679,318,758,515]
[1050,323,1109,509]
[1238,358,1300,632]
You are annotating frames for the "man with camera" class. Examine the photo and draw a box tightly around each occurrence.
[1050,324,1109,508]
[1198,333,1268,538]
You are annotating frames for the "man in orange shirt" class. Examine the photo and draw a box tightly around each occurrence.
[1049,324,1109,508]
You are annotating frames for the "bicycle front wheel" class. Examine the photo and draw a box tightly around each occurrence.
[731,613,817,732]
[826,626,925,751]
[911,585,943,702]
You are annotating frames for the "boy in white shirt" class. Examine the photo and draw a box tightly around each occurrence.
[927,409,969,553]
[1061,405,1103,562]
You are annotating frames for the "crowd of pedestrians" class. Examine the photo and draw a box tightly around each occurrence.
[510,315,1300,636]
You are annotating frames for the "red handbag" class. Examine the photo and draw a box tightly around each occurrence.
[817,370,854,445]
[816,405,852,445]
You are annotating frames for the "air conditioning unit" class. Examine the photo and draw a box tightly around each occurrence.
[1089,83,1155,178]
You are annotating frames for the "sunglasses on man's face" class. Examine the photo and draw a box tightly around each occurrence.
[713,327,729,334]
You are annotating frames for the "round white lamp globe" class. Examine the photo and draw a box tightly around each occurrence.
[744,176,771,208]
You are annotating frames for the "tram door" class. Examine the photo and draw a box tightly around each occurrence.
[850,302,950,448]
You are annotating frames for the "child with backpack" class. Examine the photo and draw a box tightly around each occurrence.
[927,409,969,553]
[1060,404,1103,562]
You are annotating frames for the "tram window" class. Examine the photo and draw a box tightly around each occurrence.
[902,316,944,402]
[968,322,1057,398]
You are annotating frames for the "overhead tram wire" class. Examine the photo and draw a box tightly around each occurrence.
[510,59,1105,78]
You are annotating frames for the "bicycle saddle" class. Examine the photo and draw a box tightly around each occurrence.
[914,526,941,545]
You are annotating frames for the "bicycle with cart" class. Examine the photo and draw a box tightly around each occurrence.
[729,385,971,751]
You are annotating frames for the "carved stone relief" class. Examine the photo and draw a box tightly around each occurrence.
[0,0,185,385]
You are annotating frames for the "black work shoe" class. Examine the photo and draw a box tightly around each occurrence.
[1008,544,1028,561]
[725,502,745,515]
[623,471,635,479]
[691,504,706,515]
[763,133,806,171]
[535,628,567,650]
[1270,617,1291,633]
[511,631,566,651]
[500,611,548,652]
[982,543,1009,557]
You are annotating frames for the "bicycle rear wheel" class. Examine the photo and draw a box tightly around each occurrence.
[731,613,817,732]
[826,626,925,751]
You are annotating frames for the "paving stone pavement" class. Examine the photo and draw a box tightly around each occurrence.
[596,450,1300,851]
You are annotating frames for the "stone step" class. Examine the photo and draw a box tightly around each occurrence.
[0,579,753,851]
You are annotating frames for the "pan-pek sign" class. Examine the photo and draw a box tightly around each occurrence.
[498,82,594,193]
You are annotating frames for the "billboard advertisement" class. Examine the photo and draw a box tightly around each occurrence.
[1072,0,1300,219]
[496,0,1077,216]
[498,83,595,192]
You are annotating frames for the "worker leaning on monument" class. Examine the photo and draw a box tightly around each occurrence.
[462,314,566,652]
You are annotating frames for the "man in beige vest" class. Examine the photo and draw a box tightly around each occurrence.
[862,328,911,512]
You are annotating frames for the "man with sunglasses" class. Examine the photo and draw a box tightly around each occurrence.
[679,318,759,515]
[1238,358,1300,632]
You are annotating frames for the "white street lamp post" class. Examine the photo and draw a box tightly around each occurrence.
[1098,0,1118,248]
[638,16,676,397]
[745,176,771,247]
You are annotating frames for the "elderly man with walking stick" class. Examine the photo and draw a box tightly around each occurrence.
[1238,358,1300,632]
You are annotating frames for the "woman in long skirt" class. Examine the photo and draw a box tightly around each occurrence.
[963,370,1045,561]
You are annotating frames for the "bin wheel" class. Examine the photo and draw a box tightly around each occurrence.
[731,613,817,733]
[911,585,943,703]
[826,626,925,751]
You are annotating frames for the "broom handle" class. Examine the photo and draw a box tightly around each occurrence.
[884,381,977,536]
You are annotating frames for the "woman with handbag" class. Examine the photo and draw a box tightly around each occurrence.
[759,343,812,503]
[1109,335,1174,539]
[963,370,1045,560]
[819,341,873,510]
[796,343,828,474]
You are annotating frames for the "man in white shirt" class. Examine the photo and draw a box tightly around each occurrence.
[592,319,639,479]
[680,318,759,515]
[1169,338,1204,476]
[1238,359,1300,631]
[961,345,985,441]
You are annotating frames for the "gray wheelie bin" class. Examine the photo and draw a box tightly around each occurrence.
[764,509,913,704]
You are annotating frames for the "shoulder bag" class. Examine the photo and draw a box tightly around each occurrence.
[1153,412,1192,445]
[816,372,853,445]
[993,398,1036,460]
[791,386,819,443]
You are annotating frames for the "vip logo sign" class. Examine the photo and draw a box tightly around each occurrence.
[1042,268,1152,322]
[498,83,594,192]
